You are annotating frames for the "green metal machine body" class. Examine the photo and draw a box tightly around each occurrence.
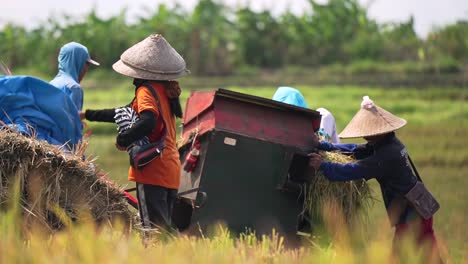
[173,89,321,240]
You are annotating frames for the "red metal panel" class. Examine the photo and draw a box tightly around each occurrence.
[181,89,321,150]
[181,110,216,144]
[213,97,318,149]
[183,90,216,125]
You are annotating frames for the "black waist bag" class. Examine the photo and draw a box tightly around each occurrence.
[405,156,440,219]
[404,181,440,219]
[128,84,168,170]
[128,139,166,170]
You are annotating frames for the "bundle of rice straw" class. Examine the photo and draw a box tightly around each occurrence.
[304,151,374,228]
[0,129,135,232]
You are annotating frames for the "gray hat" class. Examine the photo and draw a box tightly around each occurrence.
[112,34,189,80]
[339,96,407,139]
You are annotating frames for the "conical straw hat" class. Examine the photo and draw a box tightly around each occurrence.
[339,96,407,139]
[113,34,189,80]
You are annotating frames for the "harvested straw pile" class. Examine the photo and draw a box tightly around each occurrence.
[305,151,374,227]
[0,129,134,232]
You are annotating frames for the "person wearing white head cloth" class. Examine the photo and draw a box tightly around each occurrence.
[272,86,340,143]
[308,96,442,262]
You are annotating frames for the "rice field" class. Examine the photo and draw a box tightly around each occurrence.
[1,77,467,263]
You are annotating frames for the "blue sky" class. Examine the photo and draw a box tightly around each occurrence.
[1,0,467,37]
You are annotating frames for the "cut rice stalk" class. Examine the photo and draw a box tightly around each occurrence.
[304,151,374,228]
[0,130,136,233]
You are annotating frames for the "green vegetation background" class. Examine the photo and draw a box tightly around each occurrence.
[2,0,467,81]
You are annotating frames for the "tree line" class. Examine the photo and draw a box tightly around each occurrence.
[1,0,467,76]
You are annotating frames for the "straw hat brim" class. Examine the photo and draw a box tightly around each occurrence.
[112,60,189,80]
[338,105,407,139]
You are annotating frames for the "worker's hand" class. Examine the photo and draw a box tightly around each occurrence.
[79,111,86,120]
[308,153,322,170]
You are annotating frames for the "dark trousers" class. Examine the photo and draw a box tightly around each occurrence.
[136,183,178,230]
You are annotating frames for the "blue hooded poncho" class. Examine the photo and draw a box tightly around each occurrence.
[0,75,82,148]
[272,86,308,108]
[50,42,91,111]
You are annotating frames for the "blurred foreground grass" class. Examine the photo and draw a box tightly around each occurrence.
[0,203,447,263]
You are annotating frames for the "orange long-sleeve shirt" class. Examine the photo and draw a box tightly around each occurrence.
[127,82,180,190]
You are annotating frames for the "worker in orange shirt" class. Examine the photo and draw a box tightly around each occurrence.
[81,34,189,231]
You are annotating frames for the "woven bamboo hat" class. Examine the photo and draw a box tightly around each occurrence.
[338,96,407,139]
[112,34,189,80]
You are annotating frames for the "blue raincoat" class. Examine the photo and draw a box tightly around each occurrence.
[50,42,90,111]
[0,75,82,148]
[272,86,308,108]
